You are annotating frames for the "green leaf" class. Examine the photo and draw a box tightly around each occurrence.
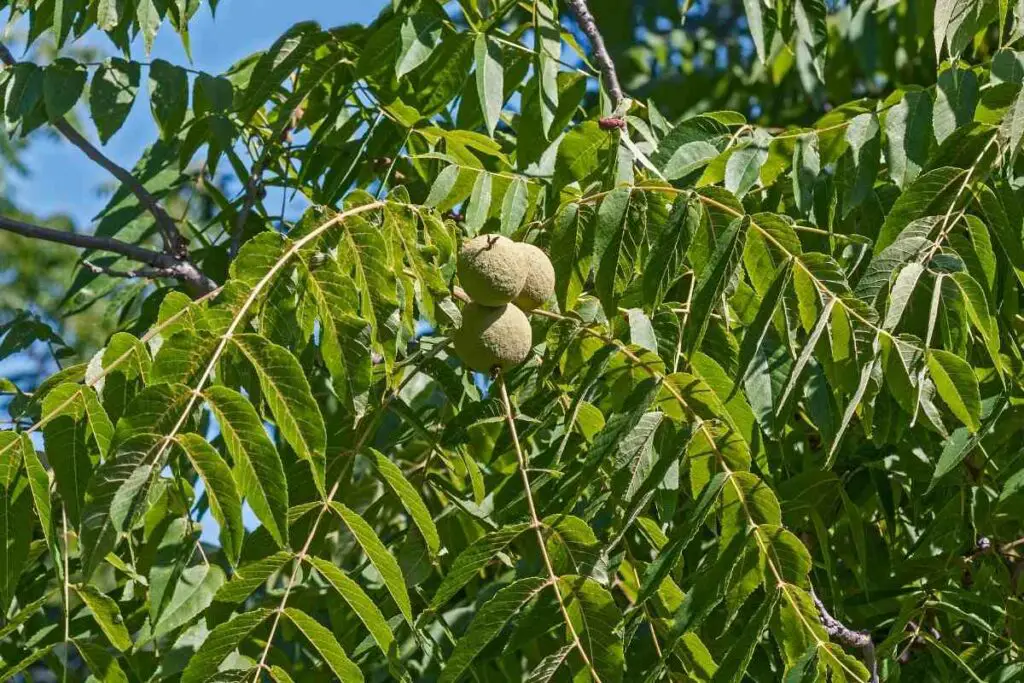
[665,531,751,645]
[709,590,780,683]
[43,382,114,456]
[743,0,771,63]
[396,14,442,78]
[151,329,217,386]
[367,448,440,557]
[499,177,529,235]
[90,58,141,144]
[20,435,55,564]
[776,296,836,418]
[840,113,881,215]
[534,0,560,135]
[43,413,93,528]
[525,645,575,682]
[794,0,827,81]
[438,577,549,683]
[464,170,493,235]
[149,58,188,139]
[934,0,977,61]
[885,90,933,188]
[73,585,132,651]
[425,164,462,208]
[784,647,819,682]
[231,334,327,489]
[721,472,781,548]
[725,136,769,199]
[203,386,289,548]
[636,472,729,607]
[876,167,966,251]
[554,120,614,187]
[883,262,926,331]
[79,434,162,580]
[214,551,293,604]
[653,115,730,180]
[951,272,1001,369]
[0,645,54,680]
[642,193,699,309]
[75,637,130,683]
[331,502,413,624]
[856,216,937,304]
[283,608,364,682]
[43,58,86,121]
[682,216,749,356]
[558,576,625,683]
[151,564,227,640]
[927,349,982,432]
[4,63,44,124]
[136,0,164,53]
[0,444,32,610]
[174,434,244,566]
[180,609,273,683]
[431,523,531,609]
[790,137,821,221]
[306,556,396,658]
[96,0,121,30]
[475,33,503,137]
[331,211,400,331]
[736,258,793,385]
[594,186,641,316]
[299,257,373,417]
[550,202,592,311]
[935,65,979,143]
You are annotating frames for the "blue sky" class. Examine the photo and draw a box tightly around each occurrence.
[8,0,389,225]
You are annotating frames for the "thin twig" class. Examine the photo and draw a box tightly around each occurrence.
[496,375,603,683]
[82,260,176,279]
[564,0,624,109]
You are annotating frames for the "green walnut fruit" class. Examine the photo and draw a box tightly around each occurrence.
[453,302,532,372]
[513,242,555,311]
[457,234,527,306]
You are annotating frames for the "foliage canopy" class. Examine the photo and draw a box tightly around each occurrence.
[0,0,1023,681]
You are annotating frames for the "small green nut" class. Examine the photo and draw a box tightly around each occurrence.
[453,302,532,372]
[513,242,555,311]
[457,234,527,306]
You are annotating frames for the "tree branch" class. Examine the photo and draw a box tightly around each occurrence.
[0,42,187,258]
[811,587,879,683]
[0,213,215,293]
[82,260,176,279]
[564,0,624,109]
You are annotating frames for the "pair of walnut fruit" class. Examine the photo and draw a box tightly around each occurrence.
[453,235,555,373]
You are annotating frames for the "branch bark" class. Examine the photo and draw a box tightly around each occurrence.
[811,587,879,683]
[564,0,624,109]
[0,213,215,293]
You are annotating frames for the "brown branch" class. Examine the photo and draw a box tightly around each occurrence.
[564,0,624,109]
[811,588,879,683]
[82,260,176,279]
[0,213,215,293]
[0,42,187,257]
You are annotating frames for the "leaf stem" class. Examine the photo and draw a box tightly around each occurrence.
[496,374,603,683]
